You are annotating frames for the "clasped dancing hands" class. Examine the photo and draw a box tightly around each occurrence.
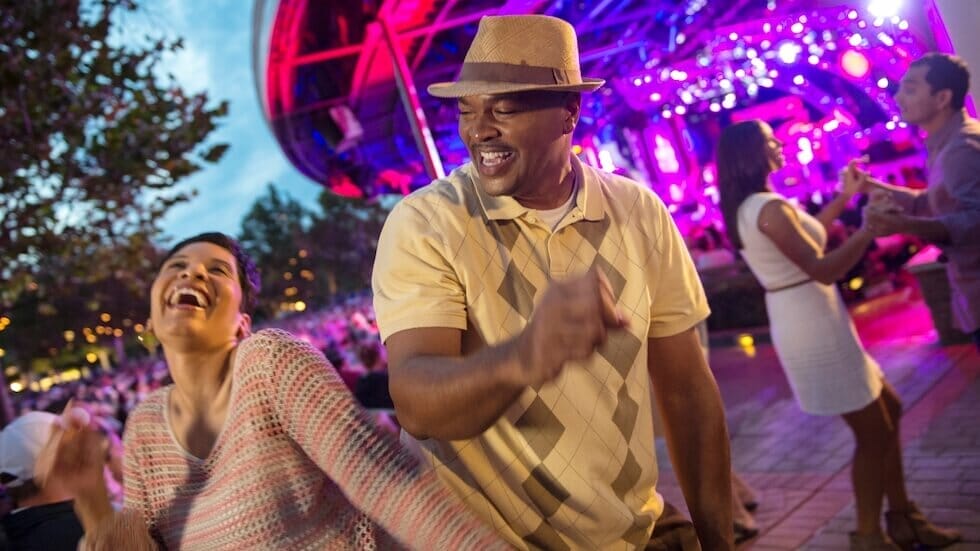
[863,188,904,236]
[836,157,904,237]
[839,156,871,199]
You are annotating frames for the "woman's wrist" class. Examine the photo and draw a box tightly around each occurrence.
[837,188,857,202]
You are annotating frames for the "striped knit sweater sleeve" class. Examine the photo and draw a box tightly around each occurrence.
[248,329,506,549]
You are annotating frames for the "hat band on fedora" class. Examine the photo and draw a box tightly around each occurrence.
[458,62,581,86]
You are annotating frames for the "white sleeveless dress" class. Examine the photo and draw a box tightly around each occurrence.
[737,192,882,415]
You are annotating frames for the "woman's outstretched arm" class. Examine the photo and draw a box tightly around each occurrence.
[256,329,507,550]
[758,199,875,285]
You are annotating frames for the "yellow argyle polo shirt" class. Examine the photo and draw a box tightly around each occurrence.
[373,156,709,550]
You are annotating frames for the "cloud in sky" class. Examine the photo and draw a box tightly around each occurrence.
[163,42,212,95]
[135,0,323,243]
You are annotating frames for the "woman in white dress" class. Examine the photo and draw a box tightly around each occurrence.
[716,120,960,551]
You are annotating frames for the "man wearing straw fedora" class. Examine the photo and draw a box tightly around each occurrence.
[373,14,733,550]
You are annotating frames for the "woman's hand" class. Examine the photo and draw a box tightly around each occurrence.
[838,156,870,199]
[35,400,111,499]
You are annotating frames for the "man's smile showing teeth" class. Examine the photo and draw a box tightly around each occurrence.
[480,151,513,166]
[166,287,210,309]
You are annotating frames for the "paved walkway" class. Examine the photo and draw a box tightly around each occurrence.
[655,292,980,549]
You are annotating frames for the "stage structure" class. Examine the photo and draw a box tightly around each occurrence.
[252,0,946,212]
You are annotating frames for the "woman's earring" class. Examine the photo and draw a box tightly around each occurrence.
[137,329,159,355]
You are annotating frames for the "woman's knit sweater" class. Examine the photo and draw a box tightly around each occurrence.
[91,329,501,550]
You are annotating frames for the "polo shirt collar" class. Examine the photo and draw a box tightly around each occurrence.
[466,155,606,222]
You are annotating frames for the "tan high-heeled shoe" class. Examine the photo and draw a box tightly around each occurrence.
[849,531,901,550]
[732,471,759,511]
[732,486,758,544]
[885,502,961,550]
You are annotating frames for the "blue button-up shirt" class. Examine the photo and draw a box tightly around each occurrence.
[897,111,980,332]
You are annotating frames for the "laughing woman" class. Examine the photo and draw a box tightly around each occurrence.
[42,233,503,550]
[716,120,960,551]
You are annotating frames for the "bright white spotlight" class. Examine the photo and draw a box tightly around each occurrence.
[777,41,802,64]
[868,0,901,19]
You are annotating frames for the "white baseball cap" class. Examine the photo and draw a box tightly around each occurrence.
[0,411,59,487]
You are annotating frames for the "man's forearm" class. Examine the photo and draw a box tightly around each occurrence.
[391,337,527,440]
[657,378,734,550]
[903,215,951,244]
[868,178,926,214]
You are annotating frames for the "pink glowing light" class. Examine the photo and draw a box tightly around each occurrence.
[654,134,681,174]
[731,96,806,124]
[796,137,814,165]
[702,165,716,184]
[704,185,720,204]
[841,50,870,78]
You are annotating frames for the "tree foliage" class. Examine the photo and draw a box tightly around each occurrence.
[238,185,390,320]
[308,189,389,297]
[0,0,227,361]
[238,184,317,320]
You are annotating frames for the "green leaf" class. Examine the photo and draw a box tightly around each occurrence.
[201,142,229,163]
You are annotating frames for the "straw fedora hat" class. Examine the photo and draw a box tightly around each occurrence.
[428,15,605,98]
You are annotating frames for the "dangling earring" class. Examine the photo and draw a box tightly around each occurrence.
[137,328,159,355]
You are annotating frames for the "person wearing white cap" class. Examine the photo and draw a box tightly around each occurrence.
[0,411,84,550]
[373,14,734,550]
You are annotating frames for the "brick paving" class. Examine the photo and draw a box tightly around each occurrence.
[655,295,980,550]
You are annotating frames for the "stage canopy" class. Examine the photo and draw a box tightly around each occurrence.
[253,0,939,204]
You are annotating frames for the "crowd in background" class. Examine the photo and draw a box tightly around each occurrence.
[6,204,926,432]
[7,294,394,437]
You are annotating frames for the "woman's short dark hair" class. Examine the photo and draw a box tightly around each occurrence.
[717,120,771,250]
[160,232,261,315]
[910,53,970,111]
